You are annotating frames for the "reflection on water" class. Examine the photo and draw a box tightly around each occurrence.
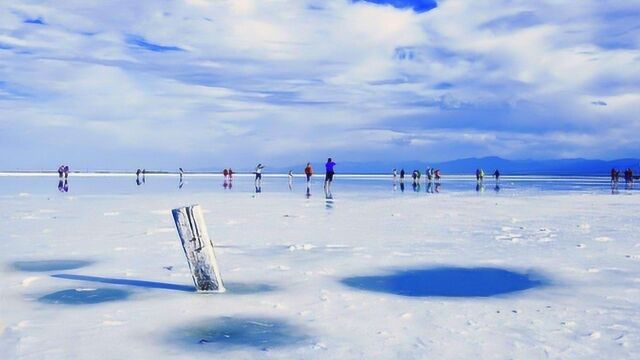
[324,188,334,210]
[57,179,69,192]
[3,174,636,197]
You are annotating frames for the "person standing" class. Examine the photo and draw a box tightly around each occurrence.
[288,170,294,190]
[324,158,336,191]
[392,168,397,182]
[400,169,405,182]
[57,165,64,179]
[493,169,500,183]
[255,163,264,187]
[304,163,313,183]
[63,165,69,179]
[228,168,233,180]
[223,168,229,180]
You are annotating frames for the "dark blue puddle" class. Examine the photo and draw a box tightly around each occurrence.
[341,267,547,297]
[224,282,277,295]
[52,274,276,295]
[172,316,309,351]
[12,260,93,272]
[39,288,130,305]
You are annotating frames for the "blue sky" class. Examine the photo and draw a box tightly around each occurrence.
[0,0,639,170]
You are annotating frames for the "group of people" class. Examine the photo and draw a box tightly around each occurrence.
[476,168,501,183]
[57,164,70,192]
[610,168,634,184]
[392,168,442,184]
[135,168,146,185]
[57,164,70,179]
[251,158,337,196]
[222,168,235,180]
[611,168,635,191]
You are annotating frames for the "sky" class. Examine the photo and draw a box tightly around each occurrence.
[0,0,639,170]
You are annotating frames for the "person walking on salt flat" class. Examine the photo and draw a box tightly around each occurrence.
[305,163,313,183]
[255,163,265,187]
[288,170,294,190]
[324,158,336,192]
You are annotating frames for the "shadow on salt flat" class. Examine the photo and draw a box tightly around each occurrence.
[52,274,195,292]
[39,288,130,305]
[171,316,309,351]
[12,260,93,272]
[52,274,277,295]
[341,267,547,298]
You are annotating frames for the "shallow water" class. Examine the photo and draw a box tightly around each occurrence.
[38,288,131,305]
[171,316,309,350]
[341,267,546,297]
[0,173,635,198]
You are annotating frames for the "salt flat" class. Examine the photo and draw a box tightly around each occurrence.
[1,177,639,359]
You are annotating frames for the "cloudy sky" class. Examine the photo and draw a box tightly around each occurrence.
[1,0,639,170]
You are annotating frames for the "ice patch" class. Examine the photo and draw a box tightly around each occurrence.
[594,236,612,242]
[589,331,602,339]
[288,244,316,251]
[21,276,40,287]
[578,223,591,230]
[102,320,125,326]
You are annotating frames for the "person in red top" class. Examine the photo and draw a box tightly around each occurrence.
[304,163,313,183]
[223,168,229,180]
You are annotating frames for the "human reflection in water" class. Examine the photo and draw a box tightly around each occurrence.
[178,178,184,189]
[255,185,262,193]
[57,179,69,192]
[611,182,619,195]
[412,182,421,192]
[223,180,228,189]
[476,183,485,192]
[426,182,433,194]
[306,183,311,199]
[400,182,405,192]
[494,184,501,193]
[324,187,334,210]
[434,182,441,193]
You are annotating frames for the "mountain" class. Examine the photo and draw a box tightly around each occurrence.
[273,157,640,175]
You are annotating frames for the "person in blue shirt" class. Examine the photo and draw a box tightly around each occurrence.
[324,158,336,191]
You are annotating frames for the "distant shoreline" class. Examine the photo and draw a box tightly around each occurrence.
[0,171,618,178]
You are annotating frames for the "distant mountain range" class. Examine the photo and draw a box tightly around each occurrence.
[272,157,640,175]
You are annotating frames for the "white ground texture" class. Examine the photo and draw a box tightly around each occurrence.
[1,189,639,359]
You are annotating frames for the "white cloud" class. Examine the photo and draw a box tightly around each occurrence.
[0,0,638,169]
